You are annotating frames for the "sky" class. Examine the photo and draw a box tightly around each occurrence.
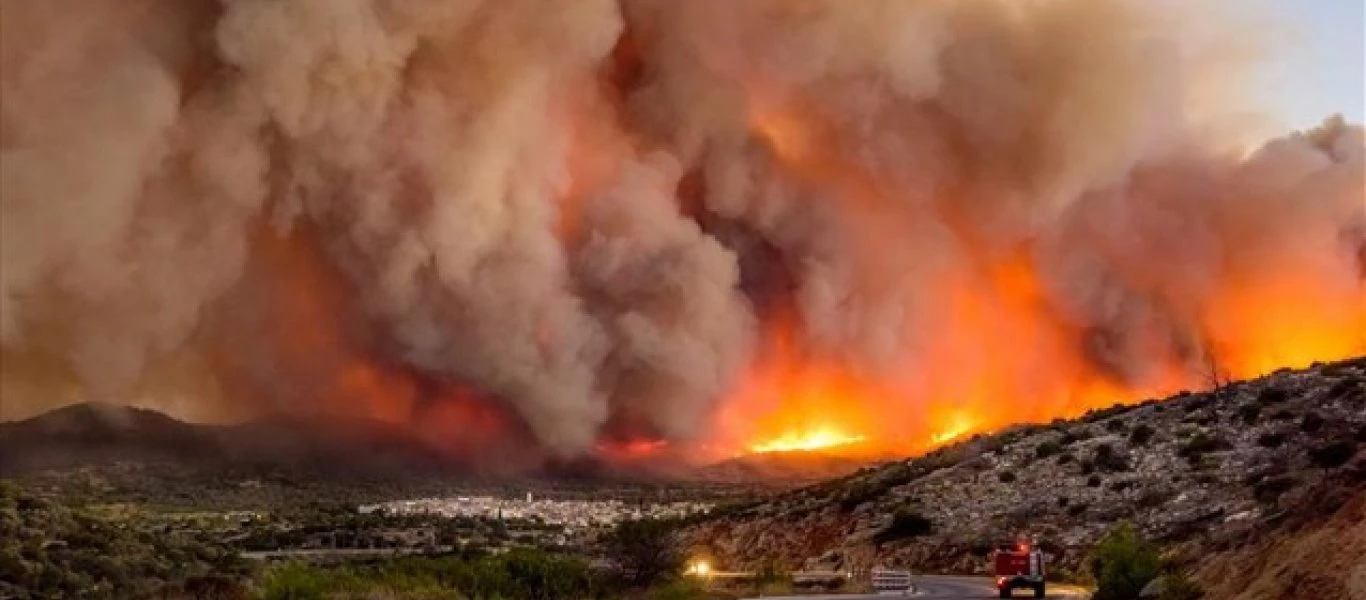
[1260,0,1365,130]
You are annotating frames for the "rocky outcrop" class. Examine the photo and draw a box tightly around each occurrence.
[685,357,1365,598]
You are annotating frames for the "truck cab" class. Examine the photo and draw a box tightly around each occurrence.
[992,541,1046,598]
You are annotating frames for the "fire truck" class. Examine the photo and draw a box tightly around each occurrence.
[991,539,1046,598]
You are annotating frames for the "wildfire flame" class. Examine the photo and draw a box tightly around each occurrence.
[2,0,1362,473]
[749,428,867,454]
[929,414,978,448]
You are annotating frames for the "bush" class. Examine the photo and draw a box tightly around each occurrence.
[1128,424,1155,447]
[257,551,600,600]
[1105,419,1127,433]
[1257,388,1288,405]
[1093,444,1131,473]
[1308,441,1357,469]
[1159,571,1205,600]
[645,579,708,600]
[1236,404,1261,424]
[182,574,247,600]
[1060,428,1092,446]
[1087,475,1103,488]
[1035,441,1063,459]
[1089,523,1161,600]
[1194,472,1219,485]
[873,509,933,544]
[1252,475,1296,504]
[998,471,1018,484]
[604,519,684,587]
[750,559,792,595]
[838,481,885,512]
[1136,489,1174,510]
[1301,413,1325,433]
[1178,433,1232,464]
[1256,432,1287,448]
[1269,409,1296,421]
[259,563,330,600]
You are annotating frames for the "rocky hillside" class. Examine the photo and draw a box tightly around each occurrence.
[685,357,1365,598]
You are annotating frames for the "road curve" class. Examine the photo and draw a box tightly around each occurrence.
[743,575,1089,599]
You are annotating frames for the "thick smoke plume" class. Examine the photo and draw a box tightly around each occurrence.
[2,0,1363,465]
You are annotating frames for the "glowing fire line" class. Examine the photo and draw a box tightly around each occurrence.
[749,428,867,454]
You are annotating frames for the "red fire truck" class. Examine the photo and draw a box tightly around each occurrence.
[992,540,1046,598]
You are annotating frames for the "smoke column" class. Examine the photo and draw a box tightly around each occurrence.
[2,0,1363,465]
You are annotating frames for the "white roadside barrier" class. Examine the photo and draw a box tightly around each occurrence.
[871,567,916,595]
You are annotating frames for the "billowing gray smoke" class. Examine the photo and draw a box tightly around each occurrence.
[2,0,1363,460]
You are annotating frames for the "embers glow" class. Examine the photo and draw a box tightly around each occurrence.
[749,428,867,454]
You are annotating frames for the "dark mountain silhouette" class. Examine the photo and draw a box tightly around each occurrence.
[0,402,890,485]
[0,402,465,480]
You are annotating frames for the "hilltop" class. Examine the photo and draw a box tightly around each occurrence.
[0,402,506,508]
[684,357,1366,599]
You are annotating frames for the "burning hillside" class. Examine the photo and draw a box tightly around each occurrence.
[2,0,1363,470]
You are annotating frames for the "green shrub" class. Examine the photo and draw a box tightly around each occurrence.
[257,550,601,600]
[1089,523,1161,600]
[259,563,330,600]
[1159,570,1205,600]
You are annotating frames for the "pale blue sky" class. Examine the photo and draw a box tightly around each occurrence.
[1259,0,1365,129]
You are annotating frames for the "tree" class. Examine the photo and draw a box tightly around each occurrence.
[603,519,684,587]
[1200,346,1229,399]
[1090,522,1161,600]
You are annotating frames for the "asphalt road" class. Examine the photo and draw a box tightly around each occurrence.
[744,575,1089,599]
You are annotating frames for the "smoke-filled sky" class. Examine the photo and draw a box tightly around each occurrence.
[1,0,1363,469]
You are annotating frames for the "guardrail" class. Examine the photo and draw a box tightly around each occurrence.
[870,568,915,593]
